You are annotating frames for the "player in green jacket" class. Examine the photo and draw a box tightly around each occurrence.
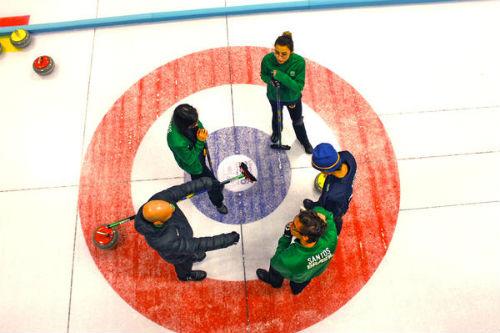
[167,104,228,214]
[256,206,338,295]
[260,31,313,154]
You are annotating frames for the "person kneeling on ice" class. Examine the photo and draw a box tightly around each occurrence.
[256,207,338,295]
[135,177,240,282]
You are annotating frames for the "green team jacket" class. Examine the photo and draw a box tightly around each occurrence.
[270,207,338,283]
[166,120,205,175]
[260,52,306,103]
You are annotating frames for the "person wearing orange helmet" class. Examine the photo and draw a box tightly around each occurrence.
[135,177,240,281]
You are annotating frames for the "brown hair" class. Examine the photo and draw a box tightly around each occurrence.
[297,210,326,243]
[274,31,294,52]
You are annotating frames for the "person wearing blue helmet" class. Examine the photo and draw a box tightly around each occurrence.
[303,143,357,234]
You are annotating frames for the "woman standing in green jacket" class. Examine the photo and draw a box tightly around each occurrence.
[167,104,228,214]
[260,31,313,154]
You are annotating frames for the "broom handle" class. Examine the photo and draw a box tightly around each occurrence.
[105,174,245,228]
[221,173,245,185]
[107,215,136,228]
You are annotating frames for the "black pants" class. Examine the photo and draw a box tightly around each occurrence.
[190,162,224,208]
[334,215,344,235]
[268,265,311,295]
[269,97,311,146]
[173,258,194,280]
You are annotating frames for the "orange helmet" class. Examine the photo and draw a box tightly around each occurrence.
[142,200,175,226]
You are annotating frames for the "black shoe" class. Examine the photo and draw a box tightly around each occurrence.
[216,204,228,214]
[303,199,315,210]
[271,132,279,143]
[257,269,281,288]
[192,252,206,262]
[303,143,313,154]
[256,269,271,284]
[180,270,207,281]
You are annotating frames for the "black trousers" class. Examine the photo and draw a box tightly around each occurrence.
[190,162,224,208]
[269,97,311,146]
[334,215,344,235]
[268,265,312,295]
[173,258,194,280]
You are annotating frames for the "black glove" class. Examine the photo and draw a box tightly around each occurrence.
[270,79,281,88]
[283,223,292,237]
[229,231,240,244]
[213,178,225,190]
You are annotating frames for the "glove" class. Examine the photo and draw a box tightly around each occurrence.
[283,223,292,237]
[270,78,281,88]
[196,128,208,142]
[212,178,225,190]
[229,231,240,245]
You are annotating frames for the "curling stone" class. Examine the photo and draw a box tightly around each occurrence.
[10,29,32,49]
[314,172,326,193]
[33,55,55,75]
[92,225,119,250]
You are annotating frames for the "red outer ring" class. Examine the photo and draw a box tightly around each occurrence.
[78,46,400,332]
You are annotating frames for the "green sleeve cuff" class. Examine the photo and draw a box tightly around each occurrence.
[274,71,302,93]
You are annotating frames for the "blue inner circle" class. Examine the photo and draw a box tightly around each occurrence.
[184,126,291,224]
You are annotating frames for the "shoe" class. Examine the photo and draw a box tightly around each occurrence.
[192,252,206,262]
[180,270,207,281]
[271,132,279,143]
[256,269,271,284]
[216,204,228,214]
[257,269,283,288]
[303,199,315,210]
[303,143,313,154]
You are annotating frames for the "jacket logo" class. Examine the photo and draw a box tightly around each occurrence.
[306,248,333,269]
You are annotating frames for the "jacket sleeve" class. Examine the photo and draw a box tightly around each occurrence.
[155,177,217,203]
[260,56,273,85]
[274,234,292,256]
[313,206,334,224]
[313,206,338,243]
[154,227,236,255]
[169,139,205,172]
[273,59,305,94]
[322,184,352,216]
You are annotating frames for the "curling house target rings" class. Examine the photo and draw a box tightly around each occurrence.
[78,46,400,333]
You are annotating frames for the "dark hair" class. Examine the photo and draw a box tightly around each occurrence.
[297,210,326,243]
[274,31,294,52]
[172,103,198,132]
